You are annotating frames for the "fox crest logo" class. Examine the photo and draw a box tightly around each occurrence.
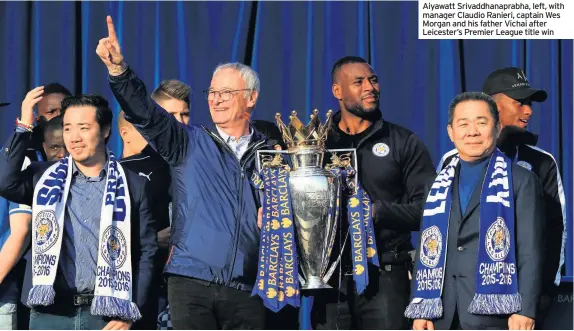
[420,226,442,268]
[34,210,59,254]
[372,143,390,157]
[101,226,128,269]
[486,218,510,261]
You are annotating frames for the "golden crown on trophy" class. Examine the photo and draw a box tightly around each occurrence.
[275,109,333,150]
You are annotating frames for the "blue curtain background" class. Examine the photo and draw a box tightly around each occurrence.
[0,1,572,281]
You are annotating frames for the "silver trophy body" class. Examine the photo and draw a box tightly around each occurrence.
[289,148,341,289]
[256,110,356,290]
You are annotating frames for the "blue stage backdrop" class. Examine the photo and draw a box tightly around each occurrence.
[0,1,571,281]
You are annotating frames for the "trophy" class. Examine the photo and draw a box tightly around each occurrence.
[256,109,357,290]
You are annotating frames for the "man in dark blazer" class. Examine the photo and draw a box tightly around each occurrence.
[0,93,158,330]
[409,92,545,330]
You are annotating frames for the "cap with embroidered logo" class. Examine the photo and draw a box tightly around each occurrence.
[482,67,547,102]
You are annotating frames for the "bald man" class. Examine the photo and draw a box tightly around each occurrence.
[118,111,171,232]
[119,111,149,159]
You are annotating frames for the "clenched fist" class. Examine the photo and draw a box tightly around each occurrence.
[96,16,126,76]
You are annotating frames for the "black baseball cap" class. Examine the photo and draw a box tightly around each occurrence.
[482,67,547,102]
[0,102,9,107]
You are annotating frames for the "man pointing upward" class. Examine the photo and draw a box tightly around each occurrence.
[97,16,282,329]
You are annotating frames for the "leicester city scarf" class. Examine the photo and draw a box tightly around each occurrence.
[28,151,141,322]
[405,149,520,319]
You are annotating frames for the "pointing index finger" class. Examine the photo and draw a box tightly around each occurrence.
[106,15,117,41]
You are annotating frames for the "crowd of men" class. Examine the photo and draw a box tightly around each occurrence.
[0,16,566,330]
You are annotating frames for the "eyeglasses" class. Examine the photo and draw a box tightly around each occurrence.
[203,89,251,102]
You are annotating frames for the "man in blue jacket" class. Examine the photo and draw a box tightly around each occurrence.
[0,93,159,330]
[97,16,281,329]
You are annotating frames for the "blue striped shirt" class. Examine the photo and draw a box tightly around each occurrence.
[216,126,253,160]
[58,163,106,293]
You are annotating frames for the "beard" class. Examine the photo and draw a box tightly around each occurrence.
[344,101,379,121]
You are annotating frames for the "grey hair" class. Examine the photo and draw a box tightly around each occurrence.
[448,91,499,126]
[213,62,260,99]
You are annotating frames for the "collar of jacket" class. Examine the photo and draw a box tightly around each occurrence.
[328,109,384,143]
[202,122,273,147]
[497,125,539,158]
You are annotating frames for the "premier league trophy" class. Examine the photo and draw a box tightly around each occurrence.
[254,110,357,290]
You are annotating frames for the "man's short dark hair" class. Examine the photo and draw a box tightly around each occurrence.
[331,56,368,83]
[44,115,63,134]
[151,80,191,107]
[61,95,113,143]
[448,92,499,126]
[43,82,72,97]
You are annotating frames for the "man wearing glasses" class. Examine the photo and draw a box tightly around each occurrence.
[97,16,282,329]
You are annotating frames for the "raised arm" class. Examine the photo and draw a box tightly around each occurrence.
[96,16,189,166]
[0,88,44,205]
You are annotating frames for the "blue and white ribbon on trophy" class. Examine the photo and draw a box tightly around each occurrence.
[251,167,300,313]
[341,167,380,293]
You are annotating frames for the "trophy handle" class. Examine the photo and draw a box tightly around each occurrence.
[322,229,350,282]
[324,148,359,189]
[256,149,291,173]
[297,229,350,288]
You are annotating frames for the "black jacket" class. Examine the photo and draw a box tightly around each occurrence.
[326,111,436,264]
[120,145,171,232]
[252,120,287,150]
[437,126,566,294]
[24,126,46,162]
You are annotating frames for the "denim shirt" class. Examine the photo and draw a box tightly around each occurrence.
[57,163,106,293]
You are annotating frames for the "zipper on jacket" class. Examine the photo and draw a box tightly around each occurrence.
[225,140,265,284]
[205,128,266,285]
[331,120,383,151]
[355,121,383,150]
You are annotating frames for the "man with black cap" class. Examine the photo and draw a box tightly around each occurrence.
[437,67,566,328]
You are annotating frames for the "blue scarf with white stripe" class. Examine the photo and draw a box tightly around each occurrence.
[405,149,520,319]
